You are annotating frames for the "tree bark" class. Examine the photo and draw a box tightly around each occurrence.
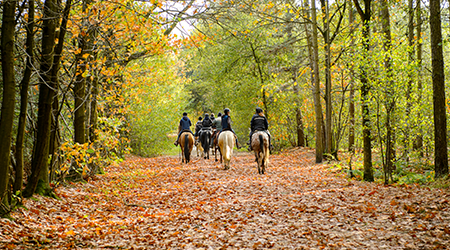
[353,0,373,181]
[0,0,18,210]
[310,0,325,163]
[319,0,333,155]
[23,0,59,198]
[15,0,35,195]
[293,73,305,147]
[380,0,395,184]
[413,0,424,156]
[430,0,449,178]
[348,0,355,153]
[404,0,415,161]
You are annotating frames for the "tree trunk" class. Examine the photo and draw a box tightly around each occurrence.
[353,0,373,181]
[23,0,59,198]
[88,74,99,142]
[49,0,72,182]
[413,0,424,156]
[430,0,449,178]
[0,0,18,212]
[380,0,395,184]
[293,73,305,147]
[404,0,415,161]
[15,0,34,195]
[319,0,333,155]
[310,0,325,163]
[348,0,356,153]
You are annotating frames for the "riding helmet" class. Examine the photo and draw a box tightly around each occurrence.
[224,108,230,114]
[256,107,263,114]
[198,116,203,121]
[183,112,188,116]
[218,112,222,117]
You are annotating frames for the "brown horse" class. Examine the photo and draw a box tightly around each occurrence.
[251,131,270,174]
[178,132,194,163]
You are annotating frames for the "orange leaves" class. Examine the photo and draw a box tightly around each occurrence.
[3,149,450,248]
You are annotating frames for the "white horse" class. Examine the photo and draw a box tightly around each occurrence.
[218,130,235,170]
[251,131,270,174]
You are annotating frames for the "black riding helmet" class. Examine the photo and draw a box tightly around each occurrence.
[198,116,203,121]
[183,112,188,116]
[256,107,263,114]
[218,112,222,117]
[224,108,230,114]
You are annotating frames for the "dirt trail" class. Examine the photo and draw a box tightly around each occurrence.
[1,148,449,249]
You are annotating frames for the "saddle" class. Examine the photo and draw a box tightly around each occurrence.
[201,127,212,132]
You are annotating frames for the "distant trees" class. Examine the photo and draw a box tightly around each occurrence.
[184,0,449,181]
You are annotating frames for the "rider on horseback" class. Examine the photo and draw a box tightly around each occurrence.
[221,108,241,149]
[194,116,203,137]
[201,113,213,131]
[211,112,222,147]
[248,107,273,151]
[174,112,194,146]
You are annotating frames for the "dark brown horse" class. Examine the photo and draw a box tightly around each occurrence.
[251,131,270,174]
[178,132,194,163]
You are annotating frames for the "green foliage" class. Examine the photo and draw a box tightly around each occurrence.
[125,54,188,157]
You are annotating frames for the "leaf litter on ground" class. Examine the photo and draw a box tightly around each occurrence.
[1,148,449,249]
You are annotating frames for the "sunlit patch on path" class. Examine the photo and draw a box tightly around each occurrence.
[1,148,449,249]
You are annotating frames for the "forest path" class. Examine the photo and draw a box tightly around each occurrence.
[2,148,450,249]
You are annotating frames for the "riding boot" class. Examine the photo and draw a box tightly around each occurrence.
[236,139,241,149]
[174,141,178,146]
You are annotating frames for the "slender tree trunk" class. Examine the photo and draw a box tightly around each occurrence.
[14,0,35,195]
[414,1,423,156]
[310,0,325,163]
[48,0,72,181]
[23,0,59,198]
[0,0,18,211]
[293,72,305,147]
[319,0,332,155]
[89,74,99,142]
[348,0,356,153]
[430,0,449,178]
[404,0,415,161]
[353,0,373,181]
[380,0,395,184]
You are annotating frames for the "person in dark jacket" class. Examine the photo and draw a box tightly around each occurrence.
[194,116,203,137]
[201,113,213,130]
[174,112,193,146]
[220,108,241,149]
[248,107,272,151]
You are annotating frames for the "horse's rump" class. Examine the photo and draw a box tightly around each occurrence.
[218,131,235,169]
[180,132,194,163]
[251,131,270,174]
[200,129,211,159]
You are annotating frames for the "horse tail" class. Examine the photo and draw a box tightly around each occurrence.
[184,134,190,162]
[205,131,210,152]
[259,134,264,158]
